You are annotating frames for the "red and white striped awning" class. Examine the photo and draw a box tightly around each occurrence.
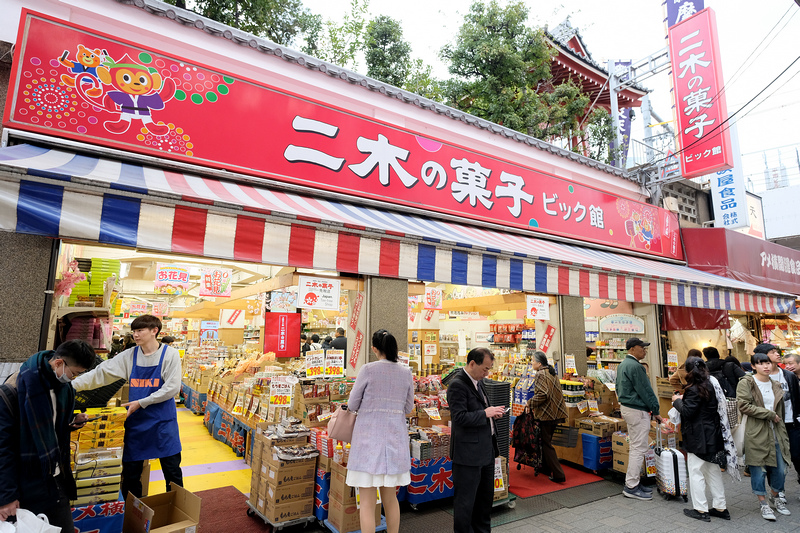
[0,143,795,313]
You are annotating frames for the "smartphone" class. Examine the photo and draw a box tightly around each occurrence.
[79,415,103,423]
[503,407,511,413]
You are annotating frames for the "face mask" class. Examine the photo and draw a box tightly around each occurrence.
[56,362,72,384]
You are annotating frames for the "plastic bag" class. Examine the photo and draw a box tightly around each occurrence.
[0,520,15,533]
[11,509,61,533]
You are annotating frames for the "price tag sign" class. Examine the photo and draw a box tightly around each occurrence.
[232,393,245,415]
[258,404,269,423]
[248,397,260,420]
[565,354,577,374]
[494,457,505,492]
[318,412,333,422]
[645,449,657,477]
[325,350,345,377]
[577,400,588,413]
[605,383,616,392]
[270,377,293,406]
[423,407,441,420]
[667,351,679,369]
[306,351,325,377]
[398,351,410,366]
[588,399,599,413]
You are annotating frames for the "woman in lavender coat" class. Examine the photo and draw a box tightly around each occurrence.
[346,329,415,533]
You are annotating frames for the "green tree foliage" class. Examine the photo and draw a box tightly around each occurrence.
[301,0,369,69]
[364,15,411,87]
[163,0,317,47]
[404,58,444,102]
[441,0,592,143]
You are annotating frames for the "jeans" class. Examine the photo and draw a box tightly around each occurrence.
[749,441,785,496]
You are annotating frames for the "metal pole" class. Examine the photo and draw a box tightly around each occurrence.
[607,60,622,168]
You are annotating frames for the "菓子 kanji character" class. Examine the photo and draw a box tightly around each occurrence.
[284,116,346,171]
[589,205,605,228]
[684,113,715,138]
[494,171,533,217]
[682,87,713,115]
[558,202,572,220]
[450,158,493,209]
[573,202,587,222]
[349,134,418,188]
[543,193,558,215]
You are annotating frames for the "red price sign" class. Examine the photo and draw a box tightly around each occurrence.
[324,351,345,376]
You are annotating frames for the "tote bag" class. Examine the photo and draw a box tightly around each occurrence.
[732,414,748,458]
[327,405,357,442]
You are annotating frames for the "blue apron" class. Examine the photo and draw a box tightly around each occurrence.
[124,345,181,462]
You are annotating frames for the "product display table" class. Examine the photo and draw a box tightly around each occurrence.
[71,493,125,533]
[397,457,454,506]
[203,400,253,457]
[180,381,207,415]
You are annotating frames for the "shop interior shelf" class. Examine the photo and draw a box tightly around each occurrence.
[57,307,110,319]
[598,357,624,362]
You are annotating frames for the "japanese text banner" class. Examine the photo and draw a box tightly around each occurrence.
[4,11,681,259]
[668,8,733,178]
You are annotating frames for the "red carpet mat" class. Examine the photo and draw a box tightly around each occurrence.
[195,485,268,532]
[508,454,602,498]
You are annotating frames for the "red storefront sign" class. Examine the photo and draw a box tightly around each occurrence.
[349,292,364,332]
[683,227,800,296]
[4,11,682,260]
[350,330,364,369]
[264,313,301,358]
[668,8,732,178]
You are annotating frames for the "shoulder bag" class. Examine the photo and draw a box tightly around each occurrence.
[327,405,357,443]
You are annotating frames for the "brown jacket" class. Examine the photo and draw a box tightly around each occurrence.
[669,364,688,393]
[527,369,568,422]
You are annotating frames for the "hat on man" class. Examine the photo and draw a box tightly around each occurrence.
[626,337,650,350]
[753,343,778,355]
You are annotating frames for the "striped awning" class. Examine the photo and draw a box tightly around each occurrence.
[0,143,795,314]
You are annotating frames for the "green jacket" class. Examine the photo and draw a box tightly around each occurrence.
[737,375,790,468]
[615,354,659,414]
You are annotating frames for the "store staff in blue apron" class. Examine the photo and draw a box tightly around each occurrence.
[72,314,183,497]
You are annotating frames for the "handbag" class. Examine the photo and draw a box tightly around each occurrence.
[725,398,740,429]
[327,405,357,443]
[732,414,748,458]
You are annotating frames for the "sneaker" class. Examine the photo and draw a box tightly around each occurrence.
[638,483,653,493]
[683,509,710,522]
[623,485,653,501]
[761,503,777,521]
[708,508,731,520]
[774,497,791,516]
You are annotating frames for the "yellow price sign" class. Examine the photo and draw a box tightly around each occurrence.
[325,351,345,377]
[306,366,324,377]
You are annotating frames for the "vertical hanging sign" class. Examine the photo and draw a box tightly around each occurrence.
[199,268,232,297]
[424,286,443,310]
[668,8,733,178]
[350,330,364,369]
[539,325,556,353]
[710,123,749,229]
[349,292,364,331]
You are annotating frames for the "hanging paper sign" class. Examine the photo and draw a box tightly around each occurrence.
[398,352,410,366]
[129,302,148,315]
[349,292,364,331]
[232,393,245,415]
[269,377,293,406]
[306,351,325,377]
[198,268,232,297]
[350,330,364,369]
[539,325,556,353]
[565,354,577,374]
[588,400,599,413]
[645,449,657,477]
[667,351,679,369]
[151,302,169,317]
[526,295,550,320]
[199,321,219,341]
[424,344,438,356]
[298,276,341,310]
[324,350,345,377]
[424,286,443,310]
[424,309,435,322]
[154,263,191,295]
[578,400,589,413]
[494,457,505,492]
[599,314,645,334]
[423,407,441,420]
[248,396,259,420]
[258,404,270,423]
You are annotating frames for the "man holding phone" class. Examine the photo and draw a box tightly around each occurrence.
[0,340,96,531]
[72,314,183,498]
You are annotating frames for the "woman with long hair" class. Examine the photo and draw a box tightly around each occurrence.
[737,351,792,521]
[672,356,736,522]
[526,350,568,482]
[345,330,414,533]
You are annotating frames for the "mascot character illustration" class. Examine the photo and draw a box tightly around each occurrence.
[58,45,105,97]
[77,54,176,136]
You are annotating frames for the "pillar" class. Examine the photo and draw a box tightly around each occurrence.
[365,277,408,362]
[559,295,588,375]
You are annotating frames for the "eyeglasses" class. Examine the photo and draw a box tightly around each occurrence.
[64,362,87,379]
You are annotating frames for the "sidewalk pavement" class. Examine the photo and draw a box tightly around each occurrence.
[494,470,800,533]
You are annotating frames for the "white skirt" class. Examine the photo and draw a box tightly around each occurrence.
[345,468,411,488]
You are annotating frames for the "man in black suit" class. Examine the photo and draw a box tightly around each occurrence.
[331,327,347,351]
[448,347,506,533]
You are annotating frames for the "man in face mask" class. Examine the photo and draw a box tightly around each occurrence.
[0,339,96,531]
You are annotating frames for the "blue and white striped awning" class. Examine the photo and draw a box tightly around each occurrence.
[0,143,795,313]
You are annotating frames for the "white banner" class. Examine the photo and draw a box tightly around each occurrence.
[710,124,749,230]
[298,276,341,310]
[526,295,550,320]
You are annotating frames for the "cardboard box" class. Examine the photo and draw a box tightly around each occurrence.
[612,452,629,473]
[328,496,380,533]
[263,499,314,523]
[611,432,630,454]
[72,491,120,505]
[329,461,356,504]
[265,451,317,470]
[264,480,314,506]
[75,475,121,488]
[492,457,509,502]
[263,461,316,486]
[317,454,331,471]
[75,465,123,479]
[576,418,614,437]
[123,483,201,533]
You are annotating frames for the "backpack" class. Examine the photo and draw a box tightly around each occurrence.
[709,368,735,398]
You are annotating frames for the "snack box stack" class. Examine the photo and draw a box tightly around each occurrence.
[294,379,332,428]
[329,461,382,533]
[611,431,630,473]
[77,407,126,452]
[309,427,336,468]
[72,448,124,505]
[250,420,311,515]
[259,444,318,523]
[328,379,354,401]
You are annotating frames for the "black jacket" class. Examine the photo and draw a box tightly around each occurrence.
[331,336,347,351]
[776,367,800,423]
[706,358,742,398]
[673,381,722,456]
[447,369,499,466]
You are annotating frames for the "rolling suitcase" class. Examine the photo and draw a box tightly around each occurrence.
[655,425,688,501]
